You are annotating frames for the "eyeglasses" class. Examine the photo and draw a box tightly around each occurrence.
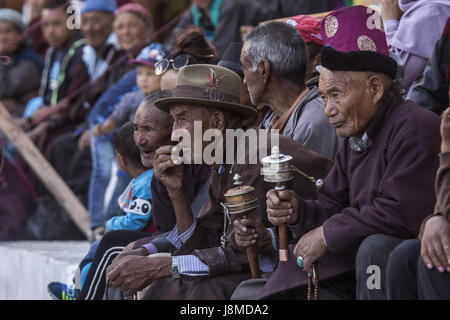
[155,54,195,76]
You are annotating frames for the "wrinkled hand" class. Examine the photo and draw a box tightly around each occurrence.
[421,215,450,273]
[233,217,273,252]
[153,145,184,193]
[266,189,300,226]
[108,247,149,273]
[77,130,90,150]
[293,226,328,274]
[381,0,403,21]
[440,107,450,153]
[28,121,50,150]
[106,255,171,297]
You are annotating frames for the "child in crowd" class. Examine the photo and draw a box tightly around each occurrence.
[91,45,162,138]
[88,43,163,240]
[47,121,154,300]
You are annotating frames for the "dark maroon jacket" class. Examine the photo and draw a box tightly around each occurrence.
[259,99,441,299]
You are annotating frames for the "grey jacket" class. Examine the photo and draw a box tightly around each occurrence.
[262,87,343,160]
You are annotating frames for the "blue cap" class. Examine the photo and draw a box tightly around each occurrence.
[129,43,168,68]
[81,0,117,15]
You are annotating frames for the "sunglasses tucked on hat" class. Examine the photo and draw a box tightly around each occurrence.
[319,5,397,79]
[129,44,167,68]
[154,64,256,118]
[285,15,323,47]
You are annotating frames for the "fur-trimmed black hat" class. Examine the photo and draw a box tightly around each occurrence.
[319,5,397,79]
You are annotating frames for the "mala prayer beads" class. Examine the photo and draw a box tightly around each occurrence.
[297,256,319,300]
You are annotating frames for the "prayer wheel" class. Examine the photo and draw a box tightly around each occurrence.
[261,146,324,262]
[224,174,261,278]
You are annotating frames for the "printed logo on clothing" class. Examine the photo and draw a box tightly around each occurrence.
[128,197,152,216]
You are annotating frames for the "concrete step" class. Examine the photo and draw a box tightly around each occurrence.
[0,241,90,300]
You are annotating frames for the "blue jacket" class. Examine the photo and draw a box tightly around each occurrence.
[106,169,153,232]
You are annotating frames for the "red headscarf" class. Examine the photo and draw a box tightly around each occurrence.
[285,15,323,47]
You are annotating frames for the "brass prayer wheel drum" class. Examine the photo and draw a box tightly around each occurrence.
[261,146,294,184]
[224,175,259,215]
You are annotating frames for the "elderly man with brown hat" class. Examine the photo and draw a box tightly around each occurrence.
[105,64,333,300]
[251,5,442,300]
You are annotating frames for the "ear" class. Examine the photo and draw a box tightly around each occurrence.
[259,59,271,85]
[210,110,226,132]
[116,152,127,167]
[312,53,321,70]
[368,75,385,106]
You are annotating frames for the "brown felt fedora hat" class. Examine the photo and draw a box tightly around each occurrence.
[154,64,257,118]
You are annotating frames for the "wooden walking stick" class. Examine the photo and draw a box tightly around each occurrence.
[261,146,323,262]
[224,174,262,278]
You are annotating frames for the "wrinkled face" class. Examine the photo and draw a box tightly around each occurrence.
[81,11,113,49]
[0,22,20,55]
[240,42,265,107]
[41,7,73,48]
[113,12,149,52]
[319,68,379,138]
[170,104,215,162]
[136,65,160,95]
[134,106,172,168]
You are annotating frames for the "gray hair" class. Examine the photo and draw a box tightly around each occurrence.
[243,21,308,86]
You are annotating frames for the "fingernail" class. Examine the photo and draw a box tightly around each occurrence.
[427,264,433,269]
[446,266,450,272]
[242,227,247,233]
[251,240,256,245]
[448,259,450,265]
[438,266,444,273]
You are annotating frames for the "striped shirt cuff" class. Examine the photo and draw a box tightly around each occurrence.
[167,218,197,249]
[176,255,209,277]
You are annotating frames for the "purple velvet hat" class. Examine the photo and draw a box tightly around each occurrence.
[320,5,397,79]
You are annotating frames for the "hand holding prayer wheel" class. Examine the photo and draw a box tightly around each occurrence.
[262,146,323,261]
[225,174,262,278]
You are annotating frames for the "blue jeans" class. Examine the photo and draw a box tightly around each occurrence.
[88,130,130,229]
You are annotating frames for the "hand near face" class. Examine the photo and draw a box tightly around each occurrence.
[266,189,300,226]
[106,255,171,297]
[293,226,328,274]
[233,217,273,252]
[153,145,184,194]
[420,215,450,273]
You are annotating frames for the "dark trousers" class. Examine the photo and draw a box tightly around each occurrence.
[79,230,150,300]
[355,234,404,300]
[386,239,450,300]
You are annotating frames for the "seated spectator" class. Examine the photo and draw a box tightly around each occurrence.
[241,22,342,160]
[47,99,172,299]
[285,15,324,87]
[22,0,50,58]
[167,0,272,56]
[104,64,332,300]
[0,8,44,117]
[158,27,219,91]
[83,3,167,241]
[381,0,450,97]
[410,17,450,115]
[386,107,450,300]
[14,0,89,150]
[252,5,440,300]
[92,45,162,144]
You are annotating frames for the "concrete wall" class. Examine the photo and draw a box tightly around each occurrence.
[0,241,90,300]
